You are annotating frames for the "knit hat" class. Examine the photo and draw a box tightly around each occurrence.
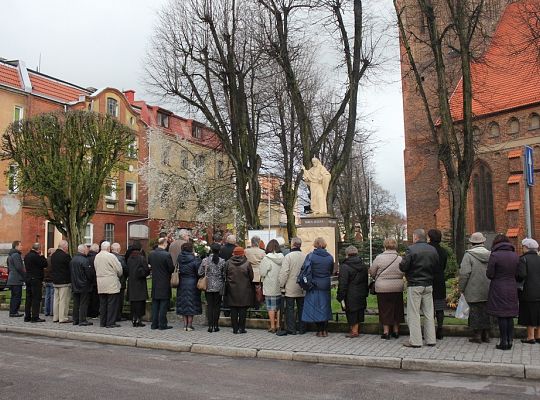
[522,238,539,250]
[469,232,487,244]
[232,246,245,256]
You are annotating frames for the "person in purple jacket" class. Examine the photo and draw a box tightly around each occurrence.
[486,234,520,350]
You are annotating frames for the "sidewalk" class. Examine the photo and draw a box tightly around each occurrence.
[1,311,539,380]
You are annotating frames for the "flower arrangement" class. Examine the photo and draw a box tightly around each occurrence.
[193,238,211,259]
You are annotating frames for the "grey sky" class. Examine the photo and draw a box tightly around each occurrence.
[1,0,406,214]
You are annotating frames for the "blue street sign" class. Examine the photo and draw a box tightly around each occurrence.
[525,146,534,186]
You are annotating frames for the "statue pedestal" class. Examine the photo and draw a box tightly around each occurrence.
[297,216,339,261]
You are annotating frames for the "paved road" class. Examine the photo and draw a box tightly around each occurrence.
[0,334,539,400]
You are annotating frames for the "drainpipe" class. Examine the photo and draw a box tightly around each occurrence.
[126,217,149,249]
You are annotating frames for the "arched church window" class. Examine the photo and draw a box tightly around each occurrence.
[473,164,495,232]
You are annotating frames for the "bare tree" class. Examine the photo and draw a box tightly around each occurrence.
[146,0,265,236]
[394,0,494,261]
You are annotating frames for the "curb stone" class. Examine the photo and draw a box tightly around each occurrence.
[1,324,536,380]
[401,359,525,379]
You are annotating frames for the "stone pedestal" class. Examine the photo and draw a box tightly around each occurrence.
[296,216,338,261]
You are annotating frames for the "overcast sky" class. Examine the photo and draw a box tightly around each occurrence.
[1,0,406,214]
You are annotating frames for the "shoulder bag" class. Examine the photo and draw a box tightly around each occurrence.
[170,265,180,288]
[369,255,398,295]
[197,262,208,291]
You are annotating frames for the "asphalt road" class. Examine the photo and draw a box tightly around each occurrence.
[0,333,539,400]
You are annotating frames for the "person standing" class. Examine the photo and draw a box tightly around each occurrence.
[51,240,72,324]
[399,229,438,348]
[23,243,48,322]
[86,243,100,319]
[168,229,190,268]
[337,246,369,338]
[427,229,448,339]
[517,238,540,344]
[369,238,404,340]
[245,235,266,305]
[70,244,94,326]
[459,232,494,343]
[486,234,520,350]
[127,242,150,327]
[111,243,129,322]
[94,241,123,328]
[7,241,25,317]
[278,237,306,336]
[301,237,334,337]
[199,243,226,332]
[43,248,55,316]
[220,234,237,261]
[148,237,175,330]
[260,240,285,333]
[225,247,254,334]
[176,242,202,331]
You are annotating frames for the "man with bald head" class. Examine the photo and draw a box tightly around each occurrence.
[51,240,72,323]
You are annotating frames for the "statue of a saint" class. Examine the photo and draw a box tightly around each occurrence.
[302,157,331,215]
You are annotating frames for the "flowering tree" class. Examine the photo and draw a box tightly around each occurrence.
[140,128,235,235]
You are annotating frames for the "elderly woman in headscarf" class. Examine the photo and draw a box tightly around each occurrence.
[517,238,540,344]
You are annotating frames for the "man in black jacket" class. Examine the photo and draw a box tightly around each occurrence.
[112,243,129,321]
[219,234,237,261]
[51,240,72,323]
[70,244,94,326]
[148,237,174,330]
[23,243,48,322]
[399,229,439,348]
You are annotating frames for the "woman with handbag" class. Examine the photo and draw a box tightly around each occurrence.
[176,242,202,331]
[259,239,284,333]
[369,238,404,340]
[198,243,226,333]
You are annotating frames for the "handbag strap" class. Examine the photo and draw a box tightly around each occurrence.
[374,255,399,281]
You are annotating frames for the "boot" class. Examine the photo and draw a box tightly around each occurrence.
[436,326,444,340]
[469,329,482,343]
[481,329,491,343]
[132,320,138,328]
[137,319,145,327]
[345,324,359,338]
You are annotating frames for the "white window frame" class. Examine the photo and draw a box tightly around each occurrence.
[105,179,117,201]
[13,106,24,132]
[158,112,169,128]
[128,139,138,159]
[104,223,115,243]
[125,181,136,203]
[84,223,93,245]
[8,164,19,193]
[106,98,118,117]
[192,125,202,139]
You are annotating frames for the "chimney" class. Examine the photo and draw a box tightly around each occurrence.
[124,89,135,103]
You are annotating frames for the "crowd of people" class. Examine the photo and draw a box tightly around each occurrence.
[5,228,540,350]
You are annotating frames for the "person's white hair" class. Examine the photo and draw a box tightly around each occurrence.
[101,241,111,251]
[250,236,261,247]
[58,240,68,251]
[226,235,236,245]
[522,238,539,250]
[179,229,190,240]
[90,243,99,252]
[291,237,302,248]
[111,242,121,253]
[77,244,87,253]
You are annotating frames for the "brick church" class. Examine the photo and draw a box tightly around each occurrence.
[401,0,540,249]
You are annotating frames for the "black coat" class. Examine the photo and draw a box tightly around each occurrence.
[148,247,174,300]
[430,243,448,300]
[336,256,369,312]
[24,250,48,281]
[399,241,438,287]
[219,243,236,261]
[225,256,254,307]
[176,251,202,315]
[114,253,129,290]
[127,250,150,302]
[51,249,72,285]
[70,253,94,293]
[518,251,540,303]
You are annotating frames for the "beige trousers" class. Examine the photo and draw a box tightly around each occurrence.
[407,285,436,346]
[53,284,72,322]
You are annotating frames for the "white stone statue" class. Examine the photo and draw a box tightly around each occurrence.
[302,157,331,215]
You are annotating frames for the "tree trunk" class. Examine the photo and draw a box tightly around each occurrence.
[449,180,469,263]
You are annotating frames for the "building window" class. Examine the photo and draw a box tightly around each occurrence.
[126,182,136,203]
[507,117,519,135]
[106,98,118,117]
[105,179,117,200]
[529,113,540,130]
[488,122,500,137]
[160,182,170,204]
[161,145,170,166]
[181,150,189,169]
[7,164,19,193]
[13,106,23,132]
[217,160,224,177]
[192,125,202,139]
[104,223,115,243]
[195,154,205,168]
[157,112,169,128]
[473,164,495,232]
[472,126,482,143]
[127,139,138,159]
[84,223,93,245]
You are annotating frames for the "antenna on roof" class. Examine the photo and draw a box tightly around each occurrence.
[37,53,41,72]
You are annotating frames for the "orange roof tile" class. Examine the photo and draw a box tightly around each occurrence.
[0,63,21,88]
[507,175,522,184]
[508,149,522,159]
[506,201,522,211]
[29,72,87,102]
[506,228,520,238]
[450,1,540,121]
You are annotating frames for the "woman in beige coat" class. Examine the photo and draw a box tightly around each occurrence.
[369,238,404,339]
